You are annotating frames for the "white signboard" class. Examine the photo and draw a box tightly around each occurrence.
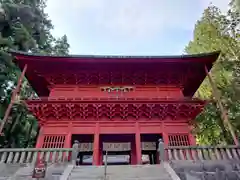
[79,143,93,152]
[141,142,157,151]
[103,142,131,151]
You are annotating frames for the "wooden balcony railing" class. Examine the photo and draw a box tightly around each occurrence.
[25,96,203,102]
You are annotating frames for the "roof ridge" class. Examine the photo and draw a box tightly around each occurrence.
[8,49,221,59]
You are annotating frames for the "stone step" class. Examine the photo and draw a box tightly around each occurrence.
[69,165,173,180]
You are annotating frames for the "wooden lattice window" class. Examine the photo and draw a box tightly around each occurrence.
[168,134,190,146]
[42,135,65,148]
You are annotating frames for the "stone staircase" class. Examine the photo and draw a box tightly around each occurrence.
[68,165,174,180]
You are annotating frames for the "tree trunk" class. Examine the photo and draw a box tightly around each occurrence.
[24,121,34,148]
[33,126,40,147]
[205,65,239,145]
[216,110,233,144]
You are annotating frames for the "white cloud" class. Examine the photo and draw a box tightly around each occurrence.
[45,0,231,54]
[46,0,230,38]
[93,0,198,38]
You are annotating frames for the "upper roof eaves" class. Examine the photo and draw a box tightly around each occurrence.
[9,49,221,63]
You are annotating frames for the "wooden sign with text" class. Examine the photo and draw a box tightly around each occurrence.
[32,159,47,179]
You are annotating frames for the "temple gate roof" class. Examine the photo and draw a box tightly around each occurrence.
[10,50,220,97]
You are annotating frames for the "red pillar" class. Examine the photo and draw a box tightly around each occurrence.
[135,123,142,164]
[189,133,196,145]
[99,152,103,165]
[65,123,72,148]
[135,132,141,164]
[35,126,44,148]
[162,132,169,146]
[64,133,72,148]
[93,123,100,165]
[189,125,196,145]
[99,138,103,165]
[64,132,72,161]
[162,123,168,162]
[93,133,100,165]
[131,140,137,165]
[162,123,169,146]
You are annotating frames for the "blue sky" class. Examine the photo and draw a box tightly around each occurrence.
[45,0,229,55]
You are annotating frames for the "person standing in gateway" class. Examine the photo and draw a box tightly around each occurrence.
[72,140,80,165]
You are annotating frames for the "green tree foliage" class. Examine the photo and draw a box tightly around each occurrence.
[185,4,240,145]
[230,0,240,12]
[0,0,70,148]
[53,35,69,55]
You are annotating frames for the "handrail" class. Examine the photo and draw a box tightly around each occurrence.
[158,143,240,161]
[1,143,239,166]
[0,148,72,152]
[166,145,240,149]
[0,148,72,164]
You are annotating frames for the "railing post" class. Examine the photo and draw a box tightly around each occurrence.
[72,140,79,166]
[158,138,165,163]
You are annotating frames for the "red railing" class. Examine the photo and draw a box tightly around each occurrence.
[25,96,205,103]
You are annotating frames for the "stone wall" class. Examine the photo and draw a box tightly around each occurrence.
[170,160,240,180]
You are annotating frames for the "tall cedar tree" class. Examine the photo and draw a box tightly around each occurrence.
[0,0,70,147]
[185,5,240,145]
